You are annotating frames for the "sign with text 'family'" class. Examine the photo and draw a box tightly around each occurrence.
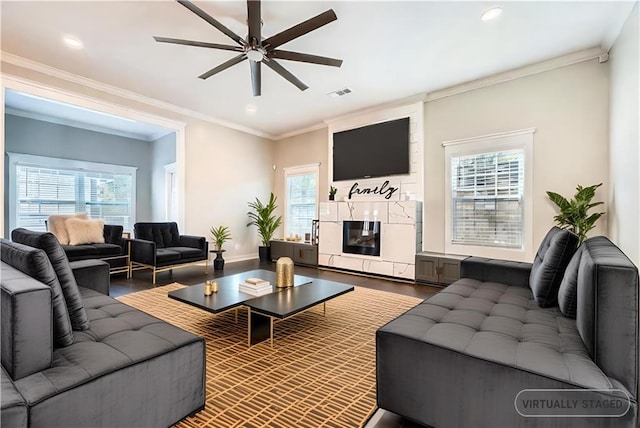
[347,180,400,200]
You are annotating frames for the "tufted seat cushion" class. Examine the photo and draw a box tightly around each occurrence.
[12,286,203,406]
[380,277,613,390]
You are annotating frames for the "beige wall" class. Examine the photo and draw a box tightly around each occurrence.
[3,54,616,263]
[271,60,610,262]
[1,61,274,260]
[424,59,609,260]
[608,2,639,266]
[272,127,328,239]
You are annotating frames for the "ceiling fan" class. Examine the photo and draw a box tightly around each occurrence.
[154,0,343,96]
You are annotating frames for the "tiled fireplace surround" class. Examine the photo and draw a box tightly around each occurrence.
[318,201,422,280]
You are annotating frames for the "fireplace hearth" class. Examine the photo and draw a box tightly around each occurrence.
[342,221,381,256]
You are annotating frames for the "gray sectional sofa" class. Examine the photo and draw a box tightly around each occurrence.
[377,230,639,427]
[1,229,206,427]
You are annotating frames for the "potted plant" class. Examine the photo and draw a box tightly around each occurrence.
[546,183,605,245]
[247,192,282,261]
[209,225,231,270]
[329,186,337,201]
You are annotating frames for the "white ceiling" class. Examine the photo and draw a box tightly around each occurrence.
[1,1,635,139]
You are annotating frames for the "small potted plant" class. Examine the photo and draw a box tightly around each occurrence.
[546,183,605,245]
[247,193,282,261]
[329,186,337,201]
[210,225,231,270]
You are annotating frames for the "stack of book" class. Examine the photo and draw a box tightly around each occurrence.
[239,277,272,296]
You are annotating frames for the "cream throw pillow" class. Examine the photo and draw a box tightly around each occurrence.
[47,213,88,245]
[65,218,105,245]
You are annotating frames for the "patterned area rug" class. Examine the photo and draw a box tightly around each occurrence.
[117,283,422,428]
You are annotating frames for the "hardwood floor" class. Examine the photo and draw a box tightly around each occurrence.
[110,258,440,300]
[110,258,439,428]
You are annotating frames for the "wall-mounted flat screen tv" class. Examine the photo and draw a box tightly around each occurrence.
[332,117,410,181]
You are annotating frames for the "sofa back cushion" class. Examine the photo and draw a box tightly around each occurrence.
[134,222,180,248]
[529,227,579,307]
[104,224,124,245]
[575,236,638,400]
[11,229,90,331]
[557,245,584,318]
[0,239,74,347]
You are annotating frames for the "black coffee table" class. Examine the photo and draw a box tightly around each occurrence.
[167,269,354,347]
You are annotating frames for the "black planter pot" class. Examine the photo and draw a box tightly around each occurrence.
[258,246,271,262]
[213,250,225,271]
[329,195,335,201]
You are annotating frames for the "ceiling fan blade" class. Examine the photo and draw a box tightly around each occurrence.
[270,50,342,67]
[198,54,247,80]
[247,0,261,46]
[250,60,261,96]
[177,0,246,47]
[154,36,243,52]
[264,59,308,91]
[262,9,337,50]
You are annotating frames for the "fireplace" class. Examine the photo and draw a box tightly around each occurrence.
[342,221,381,256]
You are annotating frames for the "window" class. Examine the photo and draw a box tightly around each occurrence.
[451,150,524,248]
[9,153,137,232]
[284,164,319,239]
[443,129,534,259]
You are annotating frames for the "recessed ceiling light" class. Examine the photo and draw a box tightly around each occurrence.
[63,36,83,49]
[245,104,257,114]
[481,7,502,22]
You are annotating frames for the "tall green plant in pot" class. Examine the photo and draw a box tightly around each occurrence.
[247,192,282,261]
[546,183,605,245]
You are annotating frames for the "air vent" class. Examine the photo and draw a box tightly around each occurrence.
[328,87,352,98]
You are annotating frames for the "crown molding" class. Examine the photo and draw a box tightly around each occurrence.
[272,122,328,141]
[0,52,275,140]
[425,47,605,102]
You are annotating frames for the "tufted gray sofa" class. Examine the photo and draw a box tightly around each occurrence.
[377,233,638,427]
[1,232,206,427]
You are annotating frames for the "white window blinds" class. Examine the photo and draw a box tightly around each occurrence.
[450,149,525,248]
[284,164,319,239]
[11,154,136,232]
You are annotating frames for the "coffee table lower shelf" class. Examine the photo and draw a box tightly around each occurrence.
[248,302,327,348]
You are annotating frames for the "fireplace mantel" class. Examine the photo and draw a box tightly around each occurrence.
[318,200,422,280]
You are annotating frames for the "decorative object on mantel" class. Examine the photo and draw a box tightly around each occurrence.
[329,186,337,201]
[546,183,605,245]
[348,180,399,200]
[276,257,295,288]
[247,192,283,261]
[210,225,232,270]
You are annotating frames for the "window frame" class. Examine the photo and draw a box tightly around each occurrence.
[283,163,320,240]
[8,152,137,232]
[443,128,535,260]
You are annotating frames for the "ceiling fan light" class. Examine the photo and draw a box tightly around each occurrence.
[481,7,502,22]
[246,49,264,62]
